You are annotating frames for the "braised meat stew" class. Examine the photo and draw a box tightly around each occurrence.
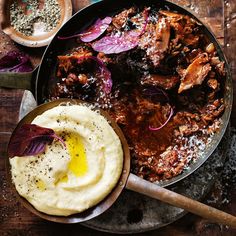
[47,6,226,182]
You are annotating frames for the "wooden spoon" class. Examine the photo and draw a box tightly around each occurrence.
[126,173,236,228]
[0,0,72,47]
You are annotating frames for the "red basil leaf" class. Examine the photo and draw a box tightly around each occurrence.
[92,33,139,54]
[80,17,112,42]
[0,51,33,72]
[92,9,149,54]
[58,17,112,42]
[77,55,112,93]
[8,124,66,157]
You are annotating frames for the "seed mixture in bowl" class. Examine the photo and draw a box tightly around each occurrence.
[47,6,226,182]
[10,0,61,36]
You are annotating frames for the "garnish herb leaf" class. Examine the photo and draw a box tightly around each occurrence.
[92,33,139,54]
[0,51,33,72]
[80,17,112,42]
[57,17,112,42]
[8,124,66,158]
[92,8,149,54]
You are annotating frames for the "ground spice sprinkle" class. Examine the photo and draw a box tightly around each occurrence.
[10,0,61,36]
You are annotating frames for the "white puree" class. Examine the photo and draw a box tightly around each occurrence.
[10,105,123,216]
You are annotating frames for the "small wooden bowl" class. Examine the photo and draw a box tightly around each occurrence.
[0,0,72,47]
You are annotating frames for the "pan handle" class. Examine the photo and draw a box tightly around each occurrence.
[0,67,38,92]
[126,173,236,228]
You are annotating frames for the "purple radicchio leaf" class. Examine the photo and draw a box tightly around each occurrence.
[77,55,112,93]
[8,124,66,158]
[92,8,149,54]
[57,16,112,42]
[0,51,33,72]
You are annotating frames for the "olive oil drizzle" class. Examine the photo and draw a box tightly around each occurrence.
[67,133,88,177]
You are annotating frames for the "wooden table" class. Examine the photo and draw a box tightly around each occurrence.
[1,0,236,235]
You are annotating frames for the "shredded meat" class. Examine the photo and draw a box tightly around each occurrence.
[109,99,129,125]
[200,99,225,123]
[160,10,199,48]
[207,79,218,90]
[183,34,199,46]
[112,7,136,29]
[210,57,225,76]
[178,53,211,93]
[139,17,170,67]
[159,10,184,20]
[141,74,179,90]
[57,47,92,77]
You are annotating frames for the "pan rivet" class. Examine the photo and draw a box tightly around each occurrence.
[119,181,123,186]
[123,170,127,174]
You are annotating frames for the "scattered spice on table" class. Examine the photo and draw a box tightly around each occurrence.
[10,0,61,36]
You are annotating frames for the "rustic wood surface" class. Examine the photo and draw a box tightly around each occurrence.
[0,0,236,235]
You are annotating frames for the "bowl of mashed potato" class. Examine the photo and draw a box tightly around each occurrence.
[7,99,130,222]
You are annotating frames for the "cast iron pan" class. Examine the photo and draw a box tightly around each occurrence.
[0,0,233,188]
[6,99,236,227]
[1,0,234,225]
